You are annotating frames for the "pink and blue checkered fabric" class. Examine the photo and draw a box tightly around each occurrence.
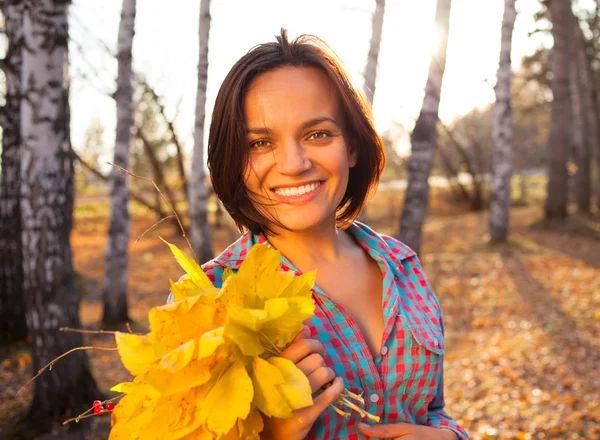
[168,222,468,439]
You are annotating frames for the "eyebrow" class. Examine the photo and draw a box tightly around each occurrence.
[246,117,340,135]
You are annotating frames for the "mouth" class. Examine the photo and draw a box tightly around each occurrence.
[270,181,323,197]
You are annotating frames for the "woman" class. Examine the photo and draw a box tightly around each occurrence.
[194,29,467,440]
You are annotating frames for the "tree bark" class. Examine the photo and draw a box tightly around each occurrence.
[572,11,599,212]
[490,0,516,242]
[103,0,136,327]
[0,0,28,346]
[189,0,214,263]
[398,0,452,253]
[568,11,591,213]
[363,0,386,105]
[545,0,572,219]
[20,0,101,430]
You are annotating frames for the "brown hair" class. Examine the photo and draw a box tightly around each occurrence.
[207,29,385,235]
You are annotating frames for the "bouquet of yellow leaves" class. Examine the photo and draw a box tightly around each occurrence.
[108,240,317,440]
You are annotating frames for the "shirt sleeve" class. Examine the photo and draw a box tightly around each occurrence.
[426,363,469,439]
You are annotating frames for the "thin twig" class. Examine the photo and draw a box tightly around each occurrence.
[107,162,197,262]
[135,214,175,243]
[16,347,119,396]
[59,327,142,336]
[63,394,125,425]
[60,327,117,335]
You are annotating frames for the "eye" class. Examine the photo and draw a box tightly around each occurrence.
[308,131,330,141]
[250,139,271,149]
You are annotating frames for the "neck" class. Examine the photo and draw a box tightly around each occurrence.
[264,219,350,267]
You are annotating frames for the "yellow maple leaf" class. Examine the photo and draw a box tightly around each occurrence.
[115,332,163,376]
[268,357,313,410]
[199,361,254,436]
[251,356,293,418]
[161,238,213,290]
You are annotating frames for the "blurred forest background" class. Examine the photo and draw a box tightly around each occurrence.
[0,0,599,439]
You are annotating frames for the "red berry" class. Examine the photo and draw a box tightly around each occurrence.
[93,400,102,408]
[93,406,103,415]
[105,402,115,412]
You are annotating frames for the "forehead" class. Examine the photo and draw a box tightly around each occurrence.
[243,67,341,127]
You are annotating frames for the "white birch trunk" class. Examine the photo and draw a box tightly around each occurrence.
[545,0,572,219]
[103,0,136,326]
[363,0,386,105]
[189,0,214,263]
[489,0,516,242]
[398,0,452,254]
[20,0,100,425]
[0,0,28,344]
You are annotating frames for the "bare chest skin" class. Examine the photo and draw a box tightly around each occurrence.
[311,252,384,359]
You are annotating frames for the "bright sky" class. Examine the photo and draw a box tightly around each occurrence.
[68,0,553,160]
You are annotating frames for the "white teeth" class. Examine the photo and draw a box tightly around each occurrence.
[274,182,321,197]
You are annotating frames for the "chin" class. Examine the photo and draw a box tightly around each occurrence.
[274,211,335,233]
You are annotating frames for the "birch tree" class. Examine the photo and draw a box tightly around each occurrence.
[363,0,386,105]
[0,0,27,345]
[397,0,452,253]
[545,0,572,219]
[103,0,136,326]
[489,0,516,242]
[189,0,214,263]
[20,0,100,427]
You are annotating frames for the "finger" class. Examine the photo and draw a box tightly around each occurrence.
[292,325,310,343]
[357,422,411,438]
[296,353,325,376]
[280,338,325,363]
[306,367,335,393]
[303,376,344,420]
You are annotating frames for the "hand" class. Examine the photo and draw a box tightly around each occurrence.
[261,326,344,440]
[358,422,458,440]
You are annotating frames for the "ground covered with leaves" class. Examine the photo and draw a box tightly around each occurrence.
[1,189,599,439]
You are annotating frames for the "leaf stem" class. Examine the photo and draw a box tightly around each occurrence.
[16,346,118,396]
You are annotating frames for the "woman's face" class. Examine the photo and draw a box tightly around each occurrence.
[242,66,357,233]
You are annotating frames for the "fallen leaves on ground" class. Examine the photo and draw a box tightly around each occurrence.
[0,193,598,439]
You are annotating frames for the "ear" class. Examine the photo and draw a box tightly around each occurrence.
[348,146,357,168]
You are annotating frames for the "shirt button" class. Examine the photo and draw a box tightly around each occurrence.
[369,393,380,403]
[380,346,388,356]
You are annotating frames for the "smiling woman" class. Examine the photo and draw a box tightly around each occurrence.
[243,67,357,233]
[198,29,468,440]
[208,30,384,237]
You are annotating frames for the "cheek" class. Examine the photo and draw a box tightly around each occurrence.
[243,158,268,191]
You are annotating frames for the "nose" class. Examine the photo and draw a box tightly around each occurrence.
[275,139,312,175]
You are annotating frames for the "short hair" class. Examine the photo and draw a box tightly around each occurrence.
[207,28,385,235]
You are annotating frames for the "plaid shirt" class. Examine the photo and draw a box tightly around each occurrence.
[168,222,467,440]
